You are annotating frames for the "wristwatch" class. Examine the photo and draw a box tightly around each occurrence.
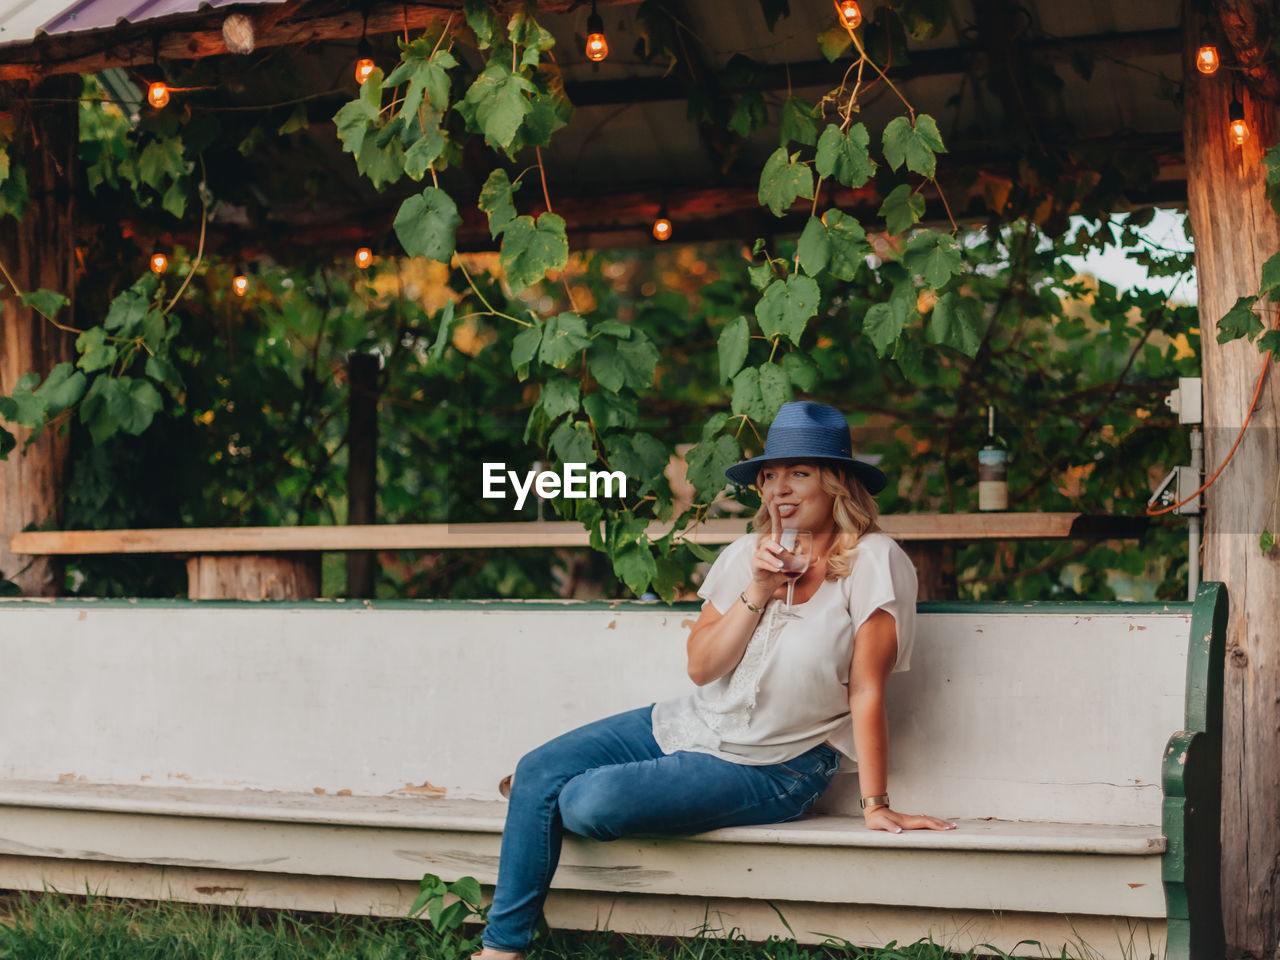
[860,794,890,810]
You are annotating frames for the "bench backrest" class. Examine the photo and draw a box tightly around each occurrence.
[0,598,1201,824]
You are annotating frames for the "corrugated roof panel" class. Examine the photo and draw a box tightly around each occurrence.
[0,0,287,47]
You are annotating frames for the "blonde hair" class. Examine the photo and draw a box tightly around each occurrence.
[751,464,881,581]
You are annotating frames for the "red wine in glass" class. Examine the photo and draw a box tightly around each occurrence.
[777,529,812,613]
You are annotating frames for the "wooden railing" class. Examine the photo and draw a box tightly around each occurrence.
[9,513,1147,601]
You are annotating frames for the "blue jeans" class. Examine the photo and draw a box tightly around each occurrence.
[480,704,841,952]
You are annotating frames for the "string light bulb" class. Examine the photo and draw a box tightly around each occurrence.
[355,36,376,84]
[232,273,249,297]
[355,247,373,269]
[585,0,608,61]
[652,210,672,241]
[147,81,170,109]
[150,253,168,274]
[837,0,862,29]
[1196,44,1220,75]
[1228,99,1249,146]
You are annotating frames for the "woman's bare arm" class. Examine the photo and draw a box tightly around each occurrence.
[850,608,955,833]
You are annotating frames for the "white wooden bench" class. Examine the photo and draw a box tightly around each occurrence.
[0,586,1225,959]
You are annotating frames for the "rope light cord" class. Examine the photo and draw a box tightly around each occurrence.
[1146,344,1273,516]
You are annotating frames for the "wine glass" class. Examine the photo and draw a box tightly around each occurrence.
[776,529,812,615]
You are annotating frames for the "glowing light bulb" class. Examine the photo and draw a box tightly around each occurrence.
[147,81,170,109]
[232,275,249,296]
[652,217,672,241]
[838,0,862,29]
[1196,44,1220,75]
[355,247,373,269]
[355,58,376,84]
[150,253,168,274]
[1230,116,1249,145]
[585,5,608,61]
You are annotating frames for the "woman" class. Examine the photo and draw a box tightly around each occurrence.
[474,401,954,960]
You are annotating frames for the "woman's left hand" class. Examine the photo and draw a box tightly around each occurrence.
[863,806,956,833]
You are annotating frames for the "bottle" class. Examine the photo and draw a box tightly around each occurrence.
[978,405,1008,511]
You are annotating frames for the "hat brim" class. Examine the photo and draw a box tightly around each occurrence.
[724,455,887,495]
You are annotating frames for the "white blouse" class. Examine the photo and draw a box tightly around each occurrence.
[651,531,918,767]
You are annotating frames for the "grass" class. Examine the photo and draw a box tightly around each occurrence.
[0,889,1145,960]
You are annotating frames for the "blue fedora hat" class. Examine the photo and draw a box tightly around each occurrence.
[724,401,887,494]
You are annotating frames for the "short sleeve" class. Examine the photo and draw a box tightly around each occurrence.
[845,535,919,672]
[696,534,756,615]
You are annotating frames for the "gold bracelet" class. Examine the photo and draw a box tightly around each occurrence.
[739,591,765,614]
[860,794,890,810]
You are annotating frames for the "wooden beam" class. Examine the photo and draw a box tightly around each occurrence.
[8,513,1144,555]
[0,1,616,83]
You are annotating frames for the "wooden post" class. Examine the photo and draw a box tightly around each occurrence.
[186,554,320,601]
[345,352,379,598]
[1184,4,1280,956]
[0,78,78,596]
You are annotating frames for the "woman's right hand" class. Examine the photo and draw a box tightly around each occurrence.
[748,499,788,597]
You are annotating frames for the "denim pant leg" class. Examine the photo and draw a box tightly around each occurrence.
[481,704,664,952]
[557,741,841,841]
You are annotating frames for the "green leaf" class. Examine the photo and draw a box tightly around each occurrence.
[161,181,187,219]
[729,90,768,138]
[539,312,591,368]
[607,433,668,489]
[550,419,595,463]
[898,0,948,40]
[80,375,163,445]
[863,282,916,356]
[700,412,729,442]
[815,123,875,188]
[511,322,542,377]
[823,210,871,280]
[584,389,638,429]
[537,376,580,421]
[879,183,925,235]
[508,7,556,68]
[818,23,852,61]
[682,538,721,563]
[33,363,86,416]
[892,332,926,381]
[757,363,792,420]
[779,96,817,147]
[403,129,445,181]
[430,300,457,363]
[615,334,659,390]
[3,373,46,428]
[75,327,117,374]
[464,0,502,49]
[103,288,150,335]
[144,353,184,390]
[592,319,632,339]
[613,541,657,596]
[355,127,405,190]
[456,60,535,152]
[479,168,520,239]
[1260,250,1280,296]
[447,876,483,908]
[731,366,766,421]
[651,553,684,604]
[0,161,28,222]
[277,104,309,135]
[755,275,819,343]
[747,262,775,292]
[1262,530,1276,554]
[757,147,813,217]
[0,424,14,460]
[797,216,829,276]
[500,212,569,292]
[927,291,984,357]
[385,40,457,123]
[882,113,946,178]
[686,434,740,499]
[137,137,185,190]
[334,74,380,158]
[903,230,963,289]
[1258,329,1280,356]
[781,350,818,391]
[20,289,68,322]
[393,187,462,262]
[758,0,791,31]
[718,315,750,384]
[1217,295,1262,344]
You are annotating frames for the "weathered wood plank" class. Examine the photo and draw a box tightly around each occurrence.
[1183,3,1280,956]
[8,513,1143,555]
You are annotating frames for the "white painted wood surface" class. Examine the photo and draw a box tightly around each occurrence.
[0,601,1188,824]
